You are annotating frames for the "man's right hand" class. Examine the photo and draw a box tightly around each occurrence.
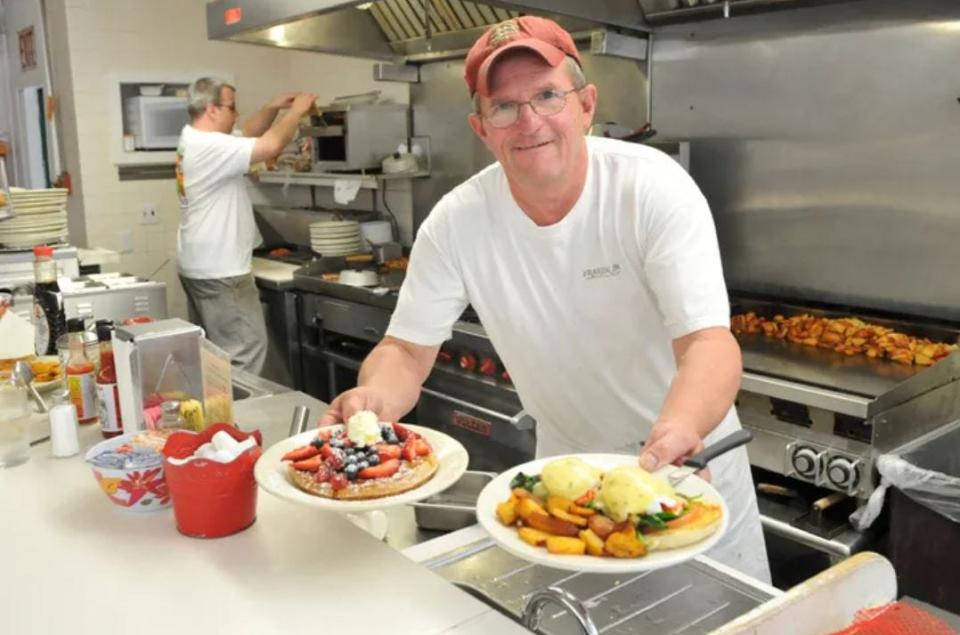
[290,92,318,116]
[319,387,385,427]
[267,92,299,110]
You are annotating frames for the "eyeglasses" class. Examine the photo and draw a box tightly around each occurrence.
[482,87,582,129]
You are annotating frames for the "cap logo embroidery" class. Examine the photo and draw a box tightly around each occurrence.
[488,19,520,48]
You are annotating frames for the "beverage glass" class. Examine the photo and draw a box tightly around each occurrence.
[0,378,31,468]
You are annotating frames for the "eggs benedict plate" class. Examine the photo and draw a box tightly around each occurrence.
[476,453,728,573]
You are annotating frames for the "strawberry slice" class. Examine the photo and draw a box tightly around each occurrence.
[282,446,320,462]
[402,436,418,462]
[320,444,344,470]
[314,465,332,483]
[414,438,432,457]
[330,473,348,491]
[375,443,402,462]
[292,455,324,472]
[392,422,413,442]
[359,458,400,480]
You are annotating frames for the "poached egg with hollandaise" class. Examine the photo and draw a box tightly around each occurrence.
[600,465,679,522]
[540,457,603,501]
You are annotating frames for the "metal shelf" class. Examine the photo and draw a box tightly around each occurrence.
[255,170,429,189]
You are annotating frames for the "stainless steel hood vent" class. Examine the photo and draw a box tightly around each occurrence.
[206,0,649,62]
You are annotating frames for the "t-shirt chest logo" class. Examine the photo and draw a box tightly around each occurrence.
[582,263,622,280]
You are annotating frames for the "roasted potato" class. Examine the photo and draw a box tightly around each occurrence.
[524,511,581,537]
[569,504,597,517]
[604,526,647,558]
[517,496,546,521]
[579,529,606,556]
[587,514,616,539]
[545,536,586,555]
[546,496,573,516]
[518,527,551,547]
[496,497,518,526]
[550,507,588,527]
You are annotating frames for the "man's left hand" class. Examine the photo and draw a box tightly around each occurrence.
[268,92,300,109]
[638,420,711,482]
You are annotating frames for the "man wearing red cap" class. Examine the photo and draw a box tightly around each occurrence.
[322,16,769,582]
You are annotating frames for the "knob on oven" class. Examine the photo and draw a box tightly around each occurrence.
[826,456,860,491]
[790,446,820,479]
[459,352,477,372]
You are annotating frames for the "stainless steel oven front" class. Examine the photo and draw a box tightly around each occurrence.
[416,365,536,473]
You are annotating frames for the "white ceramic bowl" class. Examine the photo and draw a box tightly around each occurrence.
[338,269,380,287]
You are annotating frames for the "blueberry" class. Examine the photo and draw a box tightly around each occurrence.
[344,464,359,481]
[345,453,357,464]
[366,454,380,466]
[329,438,343,448]
[310,438,325,449]
[358,460,369,470]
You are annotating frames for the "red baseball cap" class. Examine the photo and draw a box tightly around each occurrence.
[464,16,581,97]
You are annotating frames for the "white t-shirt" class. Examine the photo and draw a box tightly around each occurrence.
[389,136,735,453]
[175,125,261,279]
[388,136,770,581]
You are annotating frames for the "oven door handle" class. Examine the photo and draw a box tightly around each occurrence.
[419,386,534,431]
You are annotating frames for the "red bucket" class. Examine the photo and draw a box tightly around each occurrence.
[162,424,263,538]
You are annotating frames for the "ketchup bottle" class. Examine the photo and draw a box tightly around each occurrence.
[65,318,97,424]
[95,319,122,438]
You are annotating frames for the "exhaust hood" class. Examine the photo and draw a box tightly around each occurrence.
[205,0,855,63]
[205,0,651,62]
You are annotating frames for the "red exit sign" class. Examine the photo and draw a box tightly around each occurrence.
[224,7,242,25]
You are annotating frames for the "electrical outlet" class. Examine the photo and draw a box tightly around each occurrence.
[119,229,133,253]
[140,203,159,225]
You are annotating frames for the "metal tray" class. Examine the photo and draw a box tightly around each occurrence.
[410,470,494,531]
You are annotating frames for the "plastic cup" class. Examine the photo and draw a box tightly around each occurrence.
[0,379,31,468]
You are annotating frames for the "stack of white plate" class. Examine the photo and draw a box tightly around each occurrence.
[0,188,69,249]
[309,220,364,256]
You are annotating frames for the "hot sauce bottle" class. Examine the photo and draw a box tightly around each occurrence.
[96,319,122,438]
[65,318,97,424]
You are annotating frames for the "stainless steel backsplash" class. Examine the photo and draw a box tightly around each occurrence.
[652,0,960,321]
[407,0,958,322]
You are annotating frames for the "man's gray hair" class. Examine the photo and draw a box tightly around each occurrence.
[472,55,586,113]
[187,77,235,118]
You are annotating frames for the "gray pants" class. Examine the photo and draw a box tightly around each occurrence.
[179,273,267,375]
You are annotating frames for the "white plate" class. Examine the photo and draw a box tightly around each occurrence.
[31,355,64,392]
[476,453,730,574]
[310,220,359,228]
[310,240,364,248]
[0,222,67,233]
[310,231,362,240]
[255,423,469,513]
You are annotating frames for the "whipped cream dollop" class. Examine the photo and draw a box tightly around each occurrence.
[346,410,383,447]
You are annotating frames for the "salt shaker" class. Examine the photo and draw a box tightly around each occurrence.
[48,389,80,458]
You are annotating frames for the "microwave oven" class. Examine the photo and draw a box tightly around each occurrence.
[302,103,409,171]
[124,96,189,150]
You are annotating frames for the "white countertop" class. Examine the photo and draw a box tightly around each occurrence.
[0,392,527,635]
